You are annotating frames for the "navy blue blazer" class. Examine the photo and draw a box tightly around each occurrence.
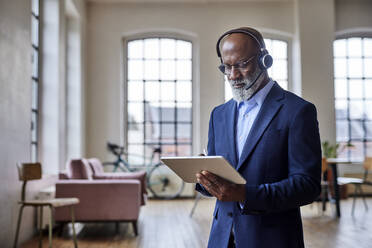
[196,82,321,248]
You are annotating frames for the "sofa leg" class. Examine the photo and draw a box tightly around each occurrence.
[132,221,138,236]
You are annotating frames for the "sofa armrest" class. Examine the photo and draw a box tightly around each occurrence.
[55,180,141,222]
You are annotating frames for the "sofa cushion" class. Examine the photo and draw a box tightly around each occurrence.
[68,159,93,180]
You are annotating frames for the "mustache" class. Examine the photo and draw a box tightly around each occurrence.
[230,79,249,87]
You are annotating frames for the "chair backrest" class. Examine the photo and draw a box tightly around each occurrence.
[17,163,42,201]
[17,163,42,181]
[321,157,328,174]
[363,157,372,180]
[364,157,372,171]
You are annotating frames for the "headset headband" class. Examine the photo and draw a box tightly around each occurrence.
[216,28,266,58]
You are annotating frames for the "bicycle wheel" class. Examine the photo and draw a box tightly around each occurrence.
[147,162,185,199]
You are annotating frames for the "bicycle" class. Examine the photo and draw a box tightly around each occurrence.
[103,142,185,199]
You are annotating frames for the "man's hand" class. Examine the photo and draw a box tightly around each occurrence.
[196,170,246,202]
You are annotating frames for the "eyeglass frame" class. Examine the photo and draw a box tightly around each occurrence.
[218,54,258,75]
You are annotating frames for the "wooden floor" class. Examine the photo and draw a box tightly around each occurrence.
[21,197,372,248]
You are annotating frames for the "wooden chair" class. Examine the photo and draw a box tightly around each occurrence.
[320,157,331,213]
[13,163,79,248]
[337,157,372,215]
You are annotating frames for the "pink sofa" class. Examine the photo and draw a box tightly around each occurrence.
[55,159,146,235]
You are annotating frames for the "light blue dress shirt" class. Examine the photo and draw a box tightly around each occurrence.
[236,79,275,160]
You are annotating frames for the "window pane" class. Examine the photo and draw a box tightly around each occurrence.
[349,79,363,99]
[349,100,363,119]
[364,38,372,57]
[364,58,372,78]
[32,0,39,16]
[145,81,160,102]
[334,39,346,57]
[128,102,143,122]
[272,59,287,80]
[272,40,287,59]
[336,120,348,141]
[366,122,372,139]
[128,123,144,144]
[334,58,347,78]
[161,102,175,122]
[176,81,192,102]
[348,58,363,78]
[144,38,159,59]
[161,144,177,157]
[177,123,191,141]
[334,79,347,99]
[32,49,38,78]
[128,145,144,165]
[161,124,175,141]
[144,60,159,80]
[365,80,372,98]
[350,120,363,139]
[225,79,232,101]
[348,141,364,158]
[145,103,159,122]
[177,145,192,156]
[160,39,176,59]
[348,38,362,57]
[365,100,372,119]
[160,60,175,80]
[32,80,38,109]
[128,60,143,80]
[31,112,38,142]
[31,144,37,162]
[176,102,192,122]
[145,122,159,142]
[160,81,175,101]
[128,81,143,101]
[128,40,143,59]
[335,100,347,119]
[176,60,192,80]
[176,40,192,59]
[31,16,39,46]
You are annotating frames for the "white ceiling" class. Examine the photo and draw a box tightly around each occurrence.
[88,0,292,3]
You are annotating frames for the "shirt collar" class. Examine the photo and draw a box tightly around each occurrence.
[237,79,275,109]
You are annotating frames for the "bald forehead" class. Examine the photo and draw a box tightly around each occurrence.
[221,33,259,54]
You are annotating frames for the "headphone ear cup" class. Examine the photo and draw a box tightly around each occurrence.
[259,53,273,70]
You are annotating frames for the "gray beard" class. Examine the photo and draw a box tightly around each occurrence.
[228,68,264,103]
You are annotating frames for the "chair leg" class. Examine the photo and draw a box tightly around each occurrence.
[132,221,138,236]
[48,206,53,248]
[39,206,43,248]
[13,205,25,248]
[351,185,359,216]
[359,186,368,211]
[70,206,78,248]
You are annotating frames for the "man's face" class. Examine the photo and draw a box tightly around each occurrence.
[221,34,263,102]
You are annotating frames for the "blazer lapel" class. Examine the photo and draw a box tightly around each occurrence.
[236,83,285,171]
[225,99,238,167]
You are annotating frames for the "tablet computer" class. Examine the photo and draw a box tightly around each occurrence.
[160,156,246,184]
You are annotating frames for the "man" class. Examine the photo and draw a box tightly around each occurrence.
[195,27,321,248]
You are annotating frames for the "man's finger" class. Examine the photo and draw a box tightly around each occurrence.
[201,170,228,188]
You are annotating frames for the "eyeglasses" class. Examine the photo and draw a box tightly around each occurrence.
[218,55,257,75]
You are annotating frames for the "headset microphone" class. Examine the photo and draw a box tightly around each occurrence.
[243,69,264,91]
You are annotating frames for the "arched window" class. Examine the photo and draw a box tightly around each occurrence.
[126,38,193,165]
[334,37,372,158]
[224,38,288,102]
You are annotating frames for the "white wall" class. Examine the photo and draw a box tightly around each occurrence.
[0,0,56,246]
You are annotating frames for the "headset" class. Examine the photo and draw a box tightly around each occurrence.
[216,28,273,71]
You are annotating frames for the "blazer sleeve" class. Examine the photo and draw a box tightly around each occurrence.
[240,103,322,214]
[195,108,216,197]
